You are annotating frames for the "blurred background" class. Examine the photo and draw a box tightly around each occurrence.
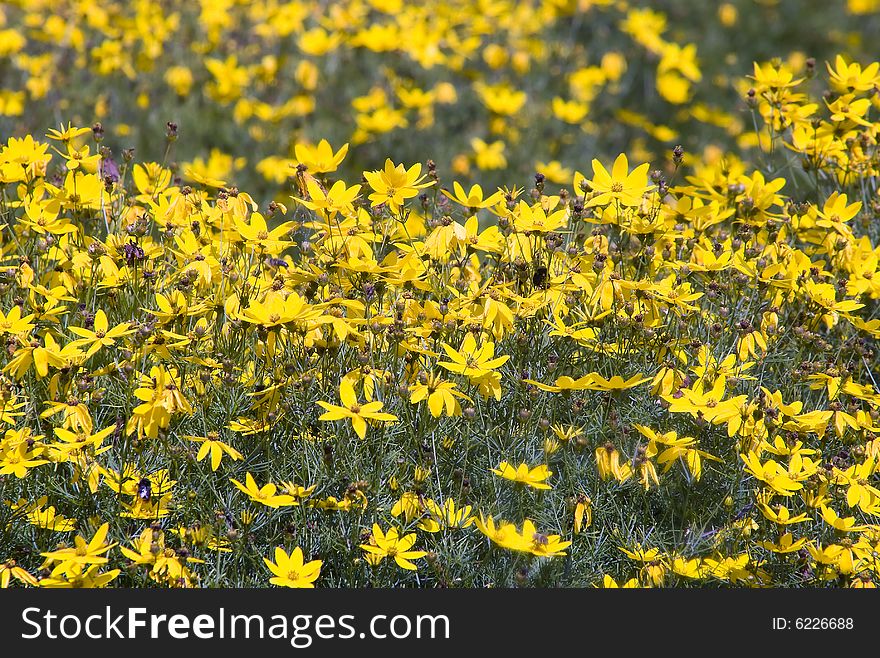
[1,0,879,198]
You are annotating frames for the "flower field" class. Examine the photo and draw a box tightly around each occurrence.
[1,0,880,588]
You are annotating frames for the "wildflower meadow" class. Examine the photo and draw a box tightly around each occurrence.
[1,0,880,590]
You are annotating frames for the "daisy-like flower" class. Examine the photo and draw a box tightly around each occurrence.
[39,522,116,570]
[233,212,296,253]
[491,461,553,490]
[409,372,471,417]
[317,378,397,439]
[585,153,652,207]
[0,559,38,588]
[68,309,134,359]
[230,473,298,508]
[360,524,426,570]
[0,305,36,336]
[438,333,509,380]
[441,181,504,209]
[264,547,322,588]
[294,139,348,173]
[364,158,433,212]
[185,432,244,471]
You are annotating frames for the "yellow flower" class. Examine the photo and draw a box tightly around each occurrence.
[294,139,348,174]
[364,158,433,212]
[474,515,524,551]
[0,305,35,336]
[264,547,322,588]
[0,559,38,588]
[438,333,509,379]
[185,433,244,471]
[491,461,553,490]
[68,309,134,359]
[230,472,298,508]
[441,181,503,209]
[756,533,811,554]
[820,505,870,533]
[585,153,653,207]
[317,378,397,439]
[826,54,880,93]
[409,373,471,417]
[234,212,296,253]
[360,524,426,570]
[573,495,592,534]
[425,498,475,529]
[520,520,571,557]
[470,138,507,170]
[40,522,116,570]
[595,443,633,483]
[45,123,91,143]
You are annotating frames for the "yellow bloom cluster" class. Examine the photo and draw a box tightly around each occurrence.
[1,45,880,588]
[0,1,876,196]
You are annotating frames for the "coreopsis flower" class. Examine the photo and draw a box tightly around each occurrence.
[121,526,168,569]
[595,443,633,483]
[294,139,348,173]
[264,547,322,588]
[441,182,504,209]
[474,515,524,551]
[491,461,553,490]
[600,574,642,588]
[438,333,509,379]
[408,372,471,417]
[293,178,361,218]
[425,498,475,529]
[634,453,660,490]
[3,332,83,380]
[364,159,433,212]
[585,153,652,207]
[0,305,35,336]
[360,524,426,570]
[120,526,200,587]
[520,520,571,557]
[185,433,244,471]
[230,473,298,508]
[470,138,507,170]
[475,515,570,557]
[40,522,116,570]
[48,424,115,461]
[238,291,322,329]
[46,123,91,143]
[59,143,101,172]
[234,212,296,253]
[758,503,811,525]
[38,564,121,588]
[317,378,397,439]
[68,309,134,358]
[819,506,870,533]
[0,441,49,478]
[826,54,880,93]
[127,366,192,439]
[25,504,77,532]
[741,452,802,496]
[0,559,38,588]
[756,533,811,554]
